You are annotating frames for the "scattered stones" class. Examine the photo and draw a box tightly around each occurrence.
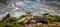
[18,13,49,25]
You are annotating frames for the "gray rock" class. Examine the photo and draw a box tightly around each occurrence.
[30,20,36,24]
[0,12,10,21]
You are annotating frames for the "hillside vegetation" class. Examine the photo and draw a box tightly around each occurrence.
[0,14,60,27]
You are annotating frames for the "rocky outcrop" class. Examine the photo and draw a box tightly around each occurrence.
[0,12,10,21]
[18,13,48,25]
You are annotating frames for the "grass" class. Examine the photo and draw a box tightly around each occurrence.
[46,15,60,22]
[0,17,23,27]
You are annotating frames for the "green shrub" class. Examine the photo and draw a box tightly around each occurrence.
[3,17,18,23]
[0,17,23,27]
[46,15,60,22]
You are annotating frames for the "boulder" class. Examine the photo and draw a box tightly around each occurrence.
[0,12,10,21]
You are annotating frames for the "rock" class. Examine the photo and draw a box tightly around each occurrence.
[18,17,31,25]
[18,13,48,25]
[26,12,31,14]
[33,16,48,24]
[30,20,36,24]
[0,12,10,21]
[43,13,49,15]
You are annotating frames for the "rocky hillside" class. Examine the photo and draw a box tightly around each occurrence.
[0,12,60,27]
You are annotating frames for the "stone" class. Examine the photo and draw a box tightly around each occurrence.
[26,12,31,14]
[0,12,10,21]
[30,20,36,24]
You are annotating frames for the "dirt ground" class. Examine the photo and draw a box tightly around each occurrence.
[25,22,60,27]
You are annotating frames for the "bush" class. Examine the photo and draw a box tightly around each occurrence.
[0,17,23,27]
[46,15,60,22]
